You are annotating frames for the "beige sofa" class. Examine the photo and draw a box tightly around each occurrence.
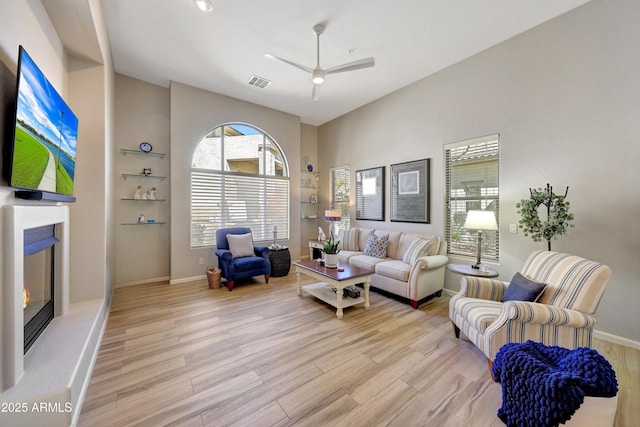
[336,227,448,308]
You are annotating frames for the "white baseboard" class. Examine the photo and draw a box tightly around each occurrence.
[441,288,640,350]
[115,276,170,288]
[169,275,206,285]
[442,288,456,297]
[593,330,640,350]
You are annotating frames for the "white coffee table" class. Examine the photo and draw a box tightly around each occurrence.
[293,259,373,319]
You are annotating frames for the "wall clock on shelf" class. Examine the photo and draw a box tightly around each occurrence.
[139,141,153,153]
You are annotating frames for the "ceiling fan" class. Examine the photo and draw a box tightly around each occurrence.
[265,24,375,101]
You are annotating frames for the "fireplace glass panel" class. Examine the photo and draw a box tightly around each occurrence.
[23,246,53,326]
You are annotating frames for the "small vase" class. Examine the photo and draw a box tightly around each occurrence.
[324,253,338,269]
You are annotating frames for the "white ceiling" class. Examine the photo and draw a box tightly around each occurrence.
[102,0,591,126]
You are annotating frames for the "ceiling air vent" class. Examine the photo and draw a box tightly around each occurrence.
[248,75,271,89]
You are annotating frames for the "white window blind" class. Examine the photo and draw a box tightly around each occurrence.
[444,134,500,261]
[190,124,289,248]
[330,166,350,231]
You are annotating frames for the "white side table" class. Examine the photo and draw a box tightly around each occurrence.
[308,240,324,259]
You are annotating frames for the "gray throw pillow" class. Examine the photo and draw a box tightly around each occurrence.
[502,272,547,302]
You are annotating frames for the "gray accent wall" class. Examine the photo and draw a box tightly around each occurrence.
[318,0,640,342]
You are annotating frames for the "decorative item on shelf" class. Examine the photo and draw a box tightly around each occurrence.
[317,227,326,242]
[149,187,157,200]
[516,183,573,251]
[325,209,342,236]
[464,210,498,269]
[321,230,340,268]
[138,213,146,223]
[310,194,317,203]
[147,219,155,223]
[142,190,150,199]
[141,167,152,176]
[307,163,313,172]
[133,185,142,199]
[139,141,153,153]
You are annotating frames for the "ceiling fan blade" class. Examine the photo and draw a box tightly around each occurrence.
[325,57,375,74]
[311,84,320,101]
[264,54,313,73]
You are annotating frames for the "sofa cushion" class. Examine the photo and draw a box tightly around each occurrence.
[502,272,547,302]
[350,254,387,271]
[382,230,403,259]
[375,260,411,282]
[401,237,434,265]
[364,232,389,258]
[356,228,375,251]
[227,233,255,258]
[338,228,359,251]
[338,250,360,263]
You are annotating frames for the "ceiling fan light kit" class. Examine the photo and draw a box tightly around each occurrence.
[312,69,325,84]
[265,23,375,100]
[193,0,213,13]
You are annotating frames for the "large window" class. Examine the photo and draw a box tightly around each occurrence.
[445,134,500,261]
[330,166,350,231]
[191,124,289,247]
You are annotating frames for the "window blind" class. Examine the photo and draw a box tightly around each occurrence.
[444,134,500,261]
[191,171,289,247]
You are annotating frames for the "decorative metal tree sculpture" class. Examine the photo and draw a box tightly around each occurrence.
[516,183,574,251]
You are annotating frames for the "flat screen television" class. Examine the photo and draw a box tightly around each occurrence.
[6,46,78,202]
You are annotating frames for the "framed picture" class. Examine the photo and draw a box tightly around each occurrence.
[391,159,430,223]
[355,166,385,221]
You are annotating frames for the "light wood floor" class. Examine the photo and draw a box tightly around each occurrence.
[79,274,638,426]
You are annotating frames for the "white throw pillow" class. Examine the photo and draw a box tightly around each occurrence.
[227,233,255,258]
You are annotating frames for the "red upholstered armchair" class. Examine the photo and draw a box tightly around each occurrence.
[215,227,270,291]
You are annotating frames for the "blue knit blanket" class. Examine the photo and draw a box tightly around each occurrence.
[492,341,618,427]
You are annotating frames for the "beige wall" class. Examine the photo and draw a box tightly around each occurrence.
[114,74,170,285]
[169,81,302,282]
[0,0,113,304]
[318,0,640,342]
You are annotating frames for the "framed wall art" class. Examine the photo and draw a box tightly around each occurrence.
[391,158,430,223]
[355,166,385,221]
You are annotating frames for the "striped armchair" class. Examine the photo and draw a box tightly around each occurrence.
[449,251,611,375]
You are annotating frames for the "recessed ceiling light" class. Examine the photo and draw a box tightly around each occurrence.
[193,0,213,13]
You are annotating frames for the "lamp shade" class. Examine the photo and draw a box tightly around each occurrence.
[463,210,498,231]
[324,210,342,222]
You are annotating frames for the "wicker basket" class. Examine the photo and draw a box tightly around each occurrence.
[206,266,221,289]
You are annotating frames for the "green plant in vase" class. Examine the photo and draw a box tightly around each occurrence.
[322,231,340,268]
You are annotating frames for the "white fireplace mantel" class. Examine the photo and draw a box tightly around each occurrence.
[1,204,69,391]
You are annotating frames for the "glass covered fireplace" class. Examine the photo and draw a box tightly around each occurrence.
[23,225,57,353]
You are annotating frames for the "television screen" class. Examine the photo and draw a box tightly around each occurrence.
[9,46,78,196]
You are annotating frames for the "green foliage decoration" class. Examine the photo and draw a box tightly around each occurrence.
[322,231,341,255]
[516,183,574,251]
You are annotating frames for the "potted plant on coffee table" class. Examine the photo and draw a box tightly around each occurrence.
[322,231,341,268]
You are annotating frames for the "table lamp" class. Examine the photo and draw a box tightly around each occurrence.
[463,210,498,269]
[324,209,342,237]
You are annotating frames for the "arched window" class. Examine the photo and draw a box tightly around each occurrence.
[191,123,289,247]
